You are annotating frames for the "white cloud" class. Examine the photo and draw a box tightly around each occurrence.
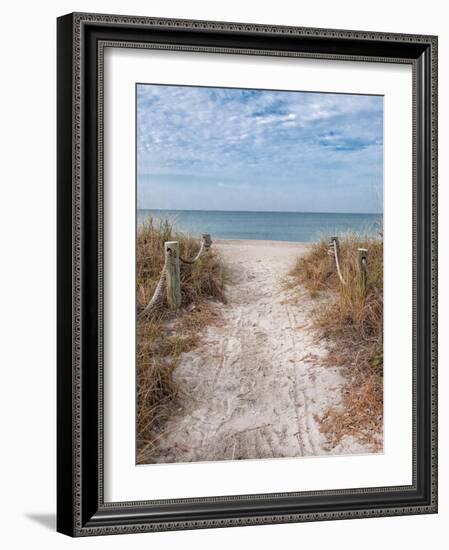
[137,85,383,212]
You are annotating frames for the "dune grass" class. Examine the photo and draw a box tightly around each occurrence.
[289,234,383,450]
[136,217,226,464]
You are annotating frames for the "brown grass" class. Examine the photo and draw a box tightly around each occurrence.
[136,218,226,464]
[289,234,383,450]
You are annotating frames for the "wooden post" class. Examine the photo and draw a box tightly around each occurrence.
[164,241,181,309]
[357,248,368,296]
[202,233,212,250]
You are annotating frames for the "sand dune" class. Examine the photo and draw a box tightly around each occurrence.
[155,239,369,463]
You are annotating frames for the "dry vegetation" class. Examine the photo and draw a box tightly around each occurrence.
[289,234,383,450]
[136,218,226,464]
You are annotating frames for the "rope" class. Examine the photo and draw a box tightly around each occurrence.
[329,238,347,285]
[139,235,212,318]
[179,238,209,265]
[139,248,171,318]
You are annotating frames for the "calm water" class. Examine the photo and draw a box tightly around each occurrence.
[137,209,382,243]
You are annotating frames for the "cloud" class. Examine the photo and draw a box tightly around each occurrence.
[137,85,383,212]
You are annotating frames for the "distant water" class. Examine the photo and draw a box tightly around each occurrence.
[137,209,382,243]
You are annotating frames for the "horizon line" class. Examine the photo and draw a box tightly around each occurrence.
[137,207,383,216]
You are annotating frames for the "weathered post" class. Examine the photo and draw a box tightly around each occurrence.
[357,248,369,296]
[202,233,212,251]
[164,241,181,309]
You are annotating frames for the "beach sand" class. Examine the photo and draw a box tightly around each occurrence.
[155,239,370,463]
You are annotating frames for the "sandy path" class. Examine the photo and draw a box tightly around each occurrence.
[156,239,367,463]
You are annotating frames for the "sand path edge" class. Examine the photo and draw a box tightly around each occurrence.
[155,239,370,463]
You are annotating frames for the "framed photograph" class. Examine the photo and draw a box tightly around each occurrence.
[57,12,438,536]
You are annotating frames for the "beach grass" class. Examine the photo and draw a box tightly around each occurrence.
[136,217,226,464]
[289,234,383,450]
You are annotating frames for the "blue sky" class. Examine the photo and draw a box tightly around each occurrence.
[137,84,383,213]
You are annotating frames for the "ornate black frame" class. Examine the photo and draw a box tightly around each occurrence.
[57,12,438,537]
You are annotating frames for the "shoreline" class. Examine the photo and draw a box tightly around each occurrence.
[213,238,313,248]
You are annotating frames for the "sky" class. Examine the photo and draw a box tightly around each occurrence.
[137,84,383,214]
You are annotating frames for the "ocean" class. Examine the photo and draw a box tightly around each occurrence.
[137,209,382,243]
